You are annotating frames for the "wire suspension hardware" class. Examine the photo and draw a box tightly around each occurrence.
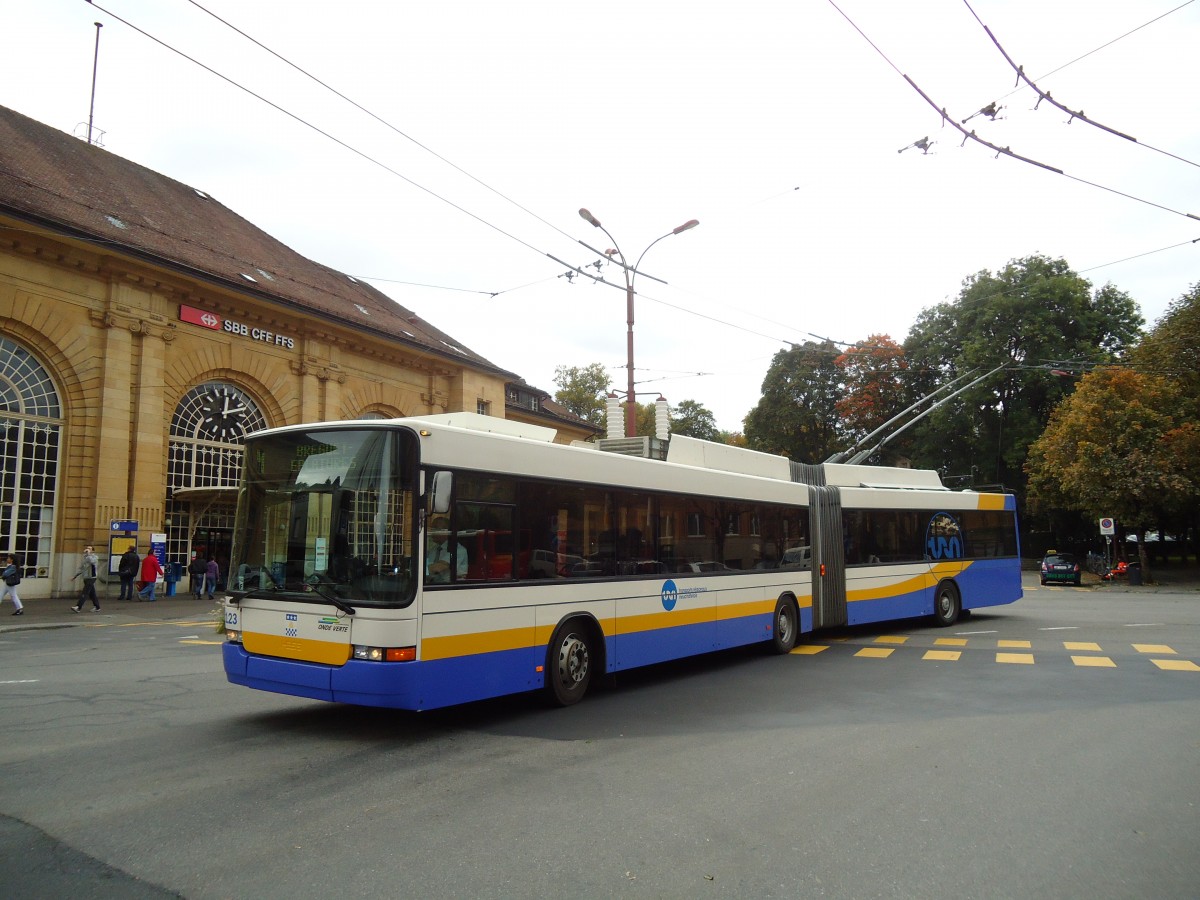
[826,0,1200,220]
[962,0,1200,170]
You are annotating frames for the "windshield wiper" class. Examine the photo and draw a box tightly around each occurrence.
[305,577,356,615]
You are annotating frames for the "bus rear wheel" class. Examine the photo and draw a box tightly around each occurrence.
[545,620,593,707]
[932,581,961,627]
[771,598,799,653]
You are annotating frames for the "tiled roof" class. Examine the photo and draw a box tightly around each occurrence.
[541,397,603,433]
[0,104,512,376]
[503,379,601,434]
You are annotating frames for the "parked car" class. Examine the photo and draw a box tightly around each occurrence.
[1041,551,1081,586]
[528,549,585,578]
[780,545,812,569]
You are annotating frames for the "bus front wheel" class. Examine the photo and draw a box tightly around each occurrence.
[771,598,799,653]
[545,620,593,706]
[932,581,961,627]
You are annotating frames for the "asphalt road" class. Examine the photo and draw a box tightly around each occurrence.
[1,578,1197,899]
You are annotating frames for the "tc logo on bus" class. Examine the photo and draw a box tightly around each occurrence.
[661,580,679,611]
[925,512,964,560]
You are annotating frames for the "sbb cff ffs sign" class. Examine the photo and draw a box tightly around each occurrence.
[179,304,295,349]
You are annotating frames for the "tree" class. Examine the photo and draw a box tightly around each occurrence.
[552,363,610,426]
[670,399,719,440]
[1025,367,1200,582]
[1132,282,1200,405]
[743,340,845,463]
[1129,282,1200,560]
[904,254,1143,494]
[833,334,909,448]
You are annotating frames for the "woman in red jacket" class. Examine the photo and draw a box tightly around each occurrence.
[137,552,165,601]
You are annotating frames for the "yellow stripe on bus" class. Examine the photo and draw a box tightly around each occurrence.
[423,625,539,661]
[846,561,972,603]
[243,632,352,665]
[422,595,799,661]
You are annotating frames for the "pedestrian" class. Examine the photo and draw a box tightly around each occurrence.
[189,555,207,599]
[118,545,140,601]
[137,550,164,602]
[1,553,23,616]
[204,556,220,600]
[71,544,101,612]
[425,514,468,583]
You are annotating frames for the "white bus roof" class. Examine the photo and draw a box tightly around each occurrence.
[253,415,963,499]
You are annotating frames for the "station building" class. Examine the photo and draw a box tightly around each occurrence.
[0,104,597,602]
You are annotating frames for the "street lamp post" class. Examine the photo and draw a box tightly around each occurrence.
[578,208,699,438]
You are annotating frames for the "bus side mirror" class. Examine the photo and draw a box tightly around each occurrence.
[430,471,452,515]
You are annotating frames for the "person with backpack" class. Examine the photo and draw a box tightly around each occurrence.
[1,553,23,616]
[71,544,101,612]
[118,545,140,601]
[189,555,207,599]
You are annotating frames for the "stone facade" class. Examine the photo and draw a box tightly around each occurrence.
[0,104,595,602]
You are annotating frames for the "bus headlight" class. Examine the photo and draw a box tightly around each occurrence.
[353,645,416,662]
[225,629,242,643]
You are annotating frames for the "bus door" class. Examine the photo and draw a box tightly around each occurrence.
[808,485,847,629]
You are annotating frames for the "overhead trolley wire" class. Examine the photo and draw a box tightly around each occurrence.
[824,0,1200,222]
[180,0,585,243]
[1023,0,1195,83]
[962,0,1200,170]
[84,0,594,273]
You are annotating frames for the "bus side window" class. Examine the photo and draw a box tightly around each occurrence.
[457,502,518,582]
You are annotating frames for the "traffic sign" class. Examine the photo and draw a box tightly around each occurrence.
[1099,517,1115,536]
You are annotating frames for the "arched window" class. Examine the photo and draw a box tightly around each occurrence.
[166,382,267,571]
[0,337,62,580]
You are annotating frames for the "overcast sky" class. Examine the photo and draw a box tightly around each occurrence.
[5,0,1198,431]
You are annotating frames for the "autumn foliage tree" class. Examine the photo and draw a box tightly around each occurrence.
[1025,367,1200,581]
[834,334,909,448]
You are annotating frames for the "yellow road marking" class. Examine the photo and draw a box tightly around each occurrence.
[856,647,895,658]
[180,639,223,646]
[997,652,1035,664]
[790,645,828,655]
[875,635,908,645]
[1151,659,1200,672]
[998,640,1031,648]
[1133,644,1175,655]
[1064,641,1102,651]
[923,650,961,661]
[934,638,967,646]
[1072,656,1116,668]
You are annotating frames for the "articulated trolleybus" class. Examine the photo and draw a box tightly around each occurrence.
[222,413,1021,710]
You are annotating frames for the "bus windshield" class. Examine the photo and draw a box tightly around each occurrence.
[228,427,418,607]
